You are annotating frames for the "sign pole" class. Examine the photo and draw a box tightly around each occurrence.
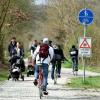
[83,0,86,83]
[84,25,86,38]
[82,25,86,83]
[78,0,93,83]
[84,0,86,8]
[83,0,86,82]
[82,54,85,83]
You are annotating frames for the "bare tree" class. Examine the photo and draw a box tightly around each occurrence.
[0,0,10,33]
[42,0,80,47]
[0,0,10,62]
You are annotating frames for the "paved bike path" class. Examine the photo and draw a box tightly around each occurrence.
[0,67,100,100]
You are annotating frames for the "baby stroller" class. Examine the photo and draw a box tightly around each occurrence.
[11,63,20,81]
[27,57,34,77]
[8,56,24,81]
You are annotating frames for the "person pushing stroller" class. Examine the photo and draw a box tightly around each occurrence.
[8,40,25,80]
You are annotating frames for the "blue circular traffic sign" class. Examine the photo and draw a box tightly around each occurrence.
[78,8,94,25]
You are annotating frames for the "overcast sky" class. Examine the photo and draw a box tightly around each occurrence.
[35,0,45,5]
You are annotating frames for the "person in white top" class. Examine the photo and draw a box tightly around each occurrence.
[16,42,24,58]
[15,42,25,72]
[32,38,54,95]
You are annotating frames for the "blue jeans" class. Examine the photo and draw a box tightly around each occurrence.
[34,63,48,90]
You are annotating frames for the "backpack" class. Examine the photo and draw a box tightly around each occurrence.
[39,44,49,58]
[55,54,62,61]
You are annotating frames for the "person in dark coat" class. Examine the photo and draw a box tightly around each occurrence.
[8,37,17,57]
[8,37,17,66]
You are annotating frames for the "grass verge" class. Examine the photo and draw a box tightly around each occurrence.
[62,59,72,68]
[62,60,100,73]
[0,67,8,81]
[86,66,100,73]
[67,76,100,89]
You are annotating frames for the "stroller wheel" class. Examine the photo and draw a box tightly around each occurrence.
[8,75,11,80]
[16,77,19,81]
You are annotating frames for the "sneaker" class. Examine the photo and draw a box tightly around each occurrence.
[43,91,48,95]
[51,76,54,80]
[51,77,54,80]
[33,79,38,86]
[43,88,48,95]
[58,74,61,78]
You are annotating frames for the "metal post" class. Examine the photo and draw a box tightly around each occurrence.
[82,55,85,83]
[83,24,86,83]
[84,0,86,8]
[84,0,86,37]
[84,25,86,38]
[83,0,86,83]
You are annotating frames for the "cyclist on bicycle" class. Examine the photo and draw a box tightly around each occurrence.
[33,38,54,95]
[51,44,64,79]
[69,45,78,75]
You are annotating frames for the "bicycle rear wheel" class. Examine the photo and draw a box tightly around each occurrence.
[38,65,43,99]
[54,69,57,84]
[39,86,43,99]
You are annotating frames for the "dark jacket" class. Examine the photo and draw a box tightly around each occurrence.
[53,48,64,61]
[8,42,17,56]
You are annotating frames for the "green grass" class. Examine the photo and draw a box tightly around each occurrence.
[62,60,100,73]
[67,76,100,89]
[62,59,72,68]
[0,69,8,81]
[86,66,100,73]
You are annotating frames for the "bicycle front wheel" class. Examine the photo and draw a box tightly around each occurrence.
[54,69,57,84]
[39,86,43,99]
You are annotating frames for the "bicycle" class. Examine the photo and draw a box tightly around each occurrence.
[38,63,44,99]
[72,57,78,76]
